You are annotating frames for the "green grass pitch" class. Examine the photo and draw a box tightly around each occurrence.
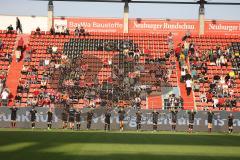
[0,129,240,160]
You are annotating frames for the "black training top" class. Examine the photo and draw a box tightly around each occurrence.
[75,111,81,122]
[30,109,37,120]
[118,110,126,121]
[136,112,142,122]
[228,115,234,124]
[47,111,53,120]
[10,108,18,118]
[207,112,214,123]
[62,111,68,121]
[152,112,159,122]
[68,108,76,118]
[87,111,94,121]
[188,111,196,123]
[171,111,178,121]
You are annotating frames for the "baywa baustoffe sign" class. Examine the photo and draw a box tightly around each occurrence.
[0,107,239,132]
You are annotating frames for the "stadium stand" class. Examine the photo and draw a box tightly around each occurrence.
[176,35,240,111]
[0,28,239,111]
[0,30,17,105]
[16,32,180,110]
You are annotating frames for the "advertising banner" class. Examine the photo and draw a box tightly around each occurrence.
[54,17,123,33]
[0,107,239,132]
[128,19,199,35]
[205,20,240,35]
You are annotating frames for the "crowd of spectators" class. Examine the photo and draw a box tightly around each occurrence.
[175,35,239,110]
[17,36,174,110]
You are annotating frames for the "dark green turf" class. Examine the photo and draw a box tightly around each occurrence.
[0,129,239,160]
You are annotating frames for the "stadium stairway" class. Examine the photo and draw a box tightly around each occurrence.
[176,62,195,110]
[6,34,30,106]
[173,34,195,110]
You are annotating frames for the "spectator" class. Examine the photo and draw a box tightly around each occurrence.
[36,27,41,35]
[17,84,24,93]
[65,27,70,35]
[79,26,86,36]
[16,17,23,34]
[186,79,192,96]
[200,92,207,103]
[1,88,9,106]
[220,55,228,67]
[192,80,200,92]
[60,26,65,35]
[183,40,190,59]
[17,37,24,51]
[191,67,198,80]
[4,52,12,63]
[15,48,22,62]
[180,68,186,82]
[74,27,80,36]
[50,26,55,35]
[167,32,174,49]
[14,93,22,104]
[212,96,219,108]
[0,79,4,93]
[0,38,3,50]
[52,46,58,54]
[7,25,14,34]
[40,80,47,90]
[55,26,60,35]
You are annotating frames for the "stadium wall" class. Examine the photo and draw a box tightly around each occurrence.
[0,107,239,132]
[1,15,240,35]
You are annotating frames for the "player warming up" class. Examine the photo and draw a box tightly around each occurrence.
[86,109,94,130]
[104,107,112,131]
[170,108,178,132]
[116,107,129,132]
[152,110,159,132]
[10,106,18,128]
[47,108,53,130]
[61,109,68,129]
[75,108,82,130]
[30,107,37,129]
[228,113,234,134]
[136,110,142,132]
[68,106,76,130]
[187,109,197,133]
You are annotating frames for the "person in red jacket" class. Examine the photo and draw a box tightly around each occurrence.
[218,97,225,110]
[206,92,213,103]
[17,37,24,51]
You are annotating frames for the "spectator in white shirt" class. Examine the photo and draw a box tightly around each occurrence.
[213,97,219,108]
[52,46,58,54]
[1,89,9,106]
[15,49,21,62]
[186,79,192,96]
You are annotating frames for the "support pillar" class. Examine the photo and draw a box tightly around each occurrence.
[123,2,129,33]
[48,0,54,30]
[199,6,205,35]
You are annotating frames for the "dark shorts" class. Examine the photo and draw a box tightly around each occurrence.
[76,118,81,123]
[136,121,141,124]
[11,116,16,121]
[105,119,110,124]
[172,119,177,123]
[228,122,233,127]
[47,118,52,123]
[31,117,36,122]
[69,117,74,123]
